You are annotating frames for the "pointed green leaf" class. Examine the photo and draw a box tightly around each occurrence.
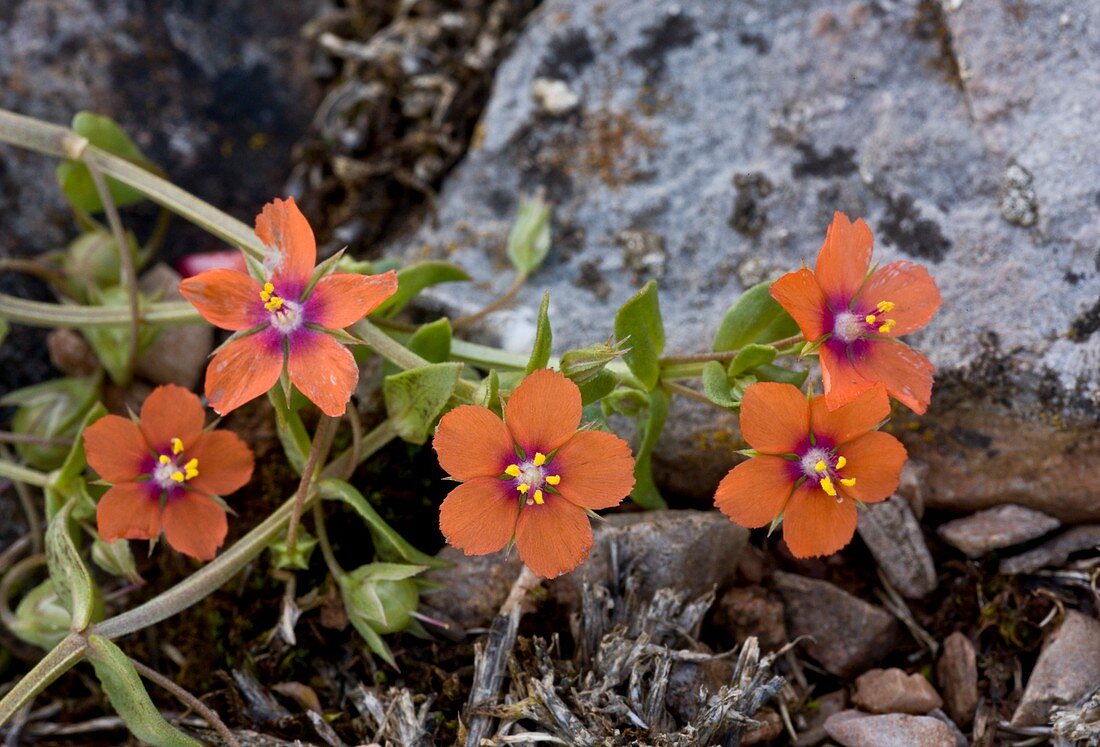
[525,291,552,374]
[754,363,809,387]
[45,497,101,632]
[614,280,665,390]
[506,194,552,275]
[630,388,669,509]
[701,361,736,408]
[728,343,778,377]
[383,362,462,444]
[86,635,202,747]
[713,281,796,352]
[372,261,470,318]
[473,369,501,414]
[577,369,617,405]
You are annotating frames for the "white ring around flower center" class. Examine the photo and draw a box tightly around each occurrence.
[800,447,833,479]
[153,460,179,490]
[832,310,865,343]
[269,299,303,334]
[516,462,546,492]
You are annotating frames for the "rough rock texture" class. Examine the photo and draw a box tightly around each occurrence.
[1012,611,1100,727]
[713,585,787,651]
[422,510,747,629]
[852,668,943,715]
[794,690,847,747]
[772,572,899,678]
[857,495,937,598]
[999,525,1100,575]
[936,632,978,727]
[937,504,1061,558]
[387,0,1100,519]
[824,710,958,747]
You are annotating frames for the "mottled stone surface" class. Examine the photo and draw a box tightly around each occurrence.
[1012,611,1100,726]
[713,585,787,651]
[825,710,958,747]
[938,504,1061,557]
[772,572,899,679]
[936,632,978,727]
[385,0,1100,519]
[1000,525,1100,575]
[852,668,943,715]
[857,495,937,598]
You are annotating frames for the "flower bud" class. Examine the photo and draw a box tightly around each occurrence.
[92,536,142,584]
[338,563,424,636]
[63,231,122,299]
[560,341,626,385]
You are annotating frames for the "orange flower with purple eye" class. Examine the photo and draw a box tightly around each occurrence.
[770,211,942,414]
[714,382,907,558]
[83,385,254,561]
[432,369,636,578]
[179,197,398,417]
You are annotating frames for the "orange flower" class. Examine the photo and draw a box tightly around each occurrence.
[83,385,254,561]
[432,369,636,578]
[770,212,941,414]
[714,382,906,558]
[179,197,398,417]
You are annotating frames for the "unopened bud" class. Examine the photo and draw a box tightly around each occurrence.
[92,536,142,584]
[560,341,626,384]
[339,563,424,635]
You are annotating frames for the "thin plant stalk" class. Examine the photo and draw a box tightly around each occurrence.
[0,633,87,727]
[451,273,526,330]
[0,460,51,488]
[0,294,199,329]
[129,658,240,747]
[312,503,344,578]
[284,415,337,558]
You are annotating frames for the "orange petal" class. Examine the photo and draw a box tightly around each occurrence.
[551,430,635,510]
[819,344,879,412]
[809,386,890,446]
[769,268,828,341]
[287,330,358,417]
[84,415,150,482]
[514,494,593,578]
[161,493,228,561]
[781,484,858,558]
[178,268,265,331]
[814,212,873,304]
[714,455,797,528]
[858,261,941,336]
[304,271,399,330]
[206,330,285,416]
[97,483,162,542]
[836,431,907,505]
[255,197,316,290]
[433,405,515,481]
[505,369,582,456]
[186,431,254,497]
[439,477,519,556]
[853,340,934,415]
[139,384,206,454]
[739,382,810,454]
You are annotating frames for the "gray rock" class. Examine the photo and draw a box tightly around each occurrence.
[936,632,978,727]
[857,495,937,599]
[420,546,524,632]
[713,585,787,651]
[938,504,1061,558]
[824,710,958,747]
[771,572,899,679]
[386,0,1100,520]
[1000,525,1100,575]
[134,264,213,389]
[852,668,943,715]
[1012,611,1100,727]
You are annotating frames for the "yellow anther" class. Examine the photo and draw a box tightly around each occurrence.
[259,290,271,302]
[545,474,561,486]
[170,471,185,483]
[876,300,895,313]
[171,437,184,455]
[878,319,896,334]
[264,296,284,312]
[533,452,547,467]
[517,483,530,494]
[835,456,847,469]
[504,464,521,477]
[263,282,274,293]
[158,454,171,465]
[865,314,877,325]
[533,489,544,505]
[814,459,827,472]
[840,477,857,487]
[183,458,199,479]
[819,476,837,497]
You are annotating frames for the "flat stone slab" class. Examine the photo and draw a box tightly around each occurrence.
[937,504,1061,558]
[1012,611,1100,727]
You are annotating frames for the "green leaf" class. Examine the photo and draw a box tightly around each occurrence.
[525,291,552,374]
[268,389,309,476]
[614,280,665,390]
[713,281,795,352]
[10,580,73,650]
[506,194,553,275]
[631,388,669,509]
[56,112,156,214]
[384,318,453,378]
[728,343,778,377]
[50,402,107,502]
[701,361,736,408]
[0,317,9,347]
[45,497,102,632]
[86,635,202,747]
[577,369,617,405]
[4,376,101,472]
[91,535,141,583]
[319,479,445,568]
[372,261,470,318]
[754,363,809,387]
[383,362,462,444]
[473,369,502,414]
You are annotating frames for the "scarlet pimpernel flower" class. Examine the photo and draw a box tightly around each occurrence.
[714,382,906,558]
[179,197,398,417]
[432,369,636,578]
[83,385,254,561]
[770,212,942,414]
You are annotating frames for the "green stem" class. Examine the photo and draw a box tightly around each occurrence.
[0,294,200,329]
[91,420,395,640]
[0,632,87,727]
[312,502,344,578]
[284,415,337,557]
[354,320,479,399]
[0,459,51,488]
